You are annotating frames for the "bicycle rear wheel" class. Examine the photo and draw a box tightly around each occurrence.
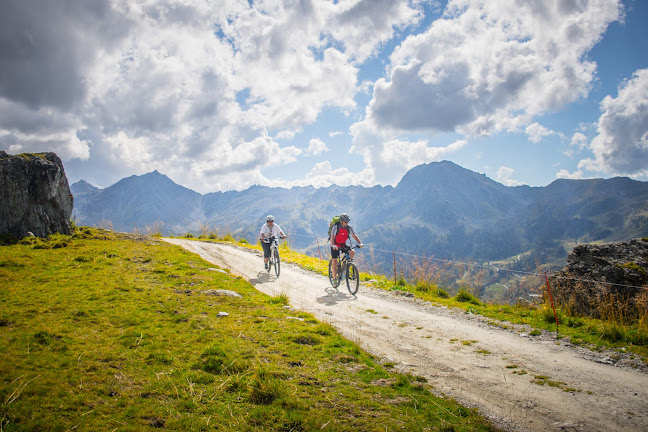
[346,263,359,295]
[328,260,340,288]
[273,248,280,277]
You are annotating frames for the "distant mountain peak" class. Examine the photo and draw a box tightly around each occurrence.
[395,160,502,191]
[70,179,99,194]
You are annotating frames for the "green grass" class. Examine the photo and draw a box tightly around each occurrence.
[0,228,497,431]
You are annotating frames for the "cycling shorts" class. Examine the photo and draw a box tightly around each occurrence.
[261,241,272,258]
[330,244,350,259]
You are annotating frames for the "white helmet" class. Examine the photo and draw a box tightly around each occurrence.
[266,215,275,222]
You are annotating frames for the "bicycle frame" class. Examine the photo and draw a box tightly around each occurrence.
[328,245,360,294]
[265,236,281,277]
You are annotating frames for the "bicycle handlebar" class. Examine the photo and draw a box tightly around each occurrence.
[262,235,286,242]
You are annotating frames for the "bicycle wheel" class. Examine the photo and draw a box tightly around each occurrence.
[346,263,359,295]
[273,248,280,277]
[328,260,340,288]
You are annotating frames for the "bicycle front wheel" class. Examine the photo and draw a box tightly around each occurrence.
[273,248,280,277]
[346,263,359,295]
[328,260,340,288]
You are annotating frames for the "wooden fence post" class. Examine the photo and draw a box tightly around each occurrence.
[316,236,323,261]
[393,251,397,286]
[544,272,559,334]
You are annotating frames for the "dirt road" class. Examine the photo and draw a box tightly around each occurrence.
[163,239,648,432]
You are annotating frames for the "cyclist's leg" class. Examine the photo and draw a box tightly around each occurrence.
[330,246,340,280]
[262,241,271,267]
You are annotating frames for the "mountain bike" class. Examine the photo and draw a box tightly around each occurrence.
[266,236,281,277]
[328,245,360,295]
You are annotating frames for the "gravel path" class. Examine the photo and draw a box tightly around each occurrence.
[163,239,648,432]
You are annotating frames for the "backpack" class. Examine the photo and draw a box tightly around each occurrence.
[327,216,340,242]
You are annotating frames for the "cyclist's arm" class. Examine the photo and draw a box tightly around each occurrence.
[352,232,362,247]
[276,225,287,238]
[330,225,338,246]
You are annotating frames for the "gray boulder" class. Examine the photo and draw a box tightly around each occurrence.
[0,151,73,238]
[550,238,648,319]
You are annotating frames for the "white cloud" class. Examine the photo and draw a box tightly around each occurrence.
[0,99,90,160]
[350,112,469,184]
[324,0,427,62]
[347,0,622,186]
[362,0,621,136]
[565,132,589,157]
[308,138,328,156]
[380,138,468,171]
[556,169,584,180]
[525,122,559,143]
[496,166,523,186]
[0,0,636,193]
[299,161,375,187]
[1,0,431,192]
[275,130,297,141]
[578,68,648,179]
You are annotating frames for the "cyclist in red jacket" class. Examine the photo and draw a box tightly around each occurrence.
[330,213,363,280]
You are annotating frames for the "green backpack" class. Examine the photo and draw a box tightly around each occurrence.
[327,216,340,242]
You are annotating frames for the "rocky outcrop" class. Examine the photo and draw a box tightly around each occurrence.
[550,238,648,319]
[0,151,73,238]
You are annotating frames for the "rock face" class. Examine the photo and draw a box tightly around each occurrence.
[550,238,648,319]
[0,151,73,238]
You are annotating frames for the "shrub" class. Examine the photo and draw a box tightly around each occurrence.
[195,344,248,374]
[269,293,289,305]
[541,306,558,324]
[455,289,480,305]
[392,375,411,389]
[293,335,320,346]
[249,369,283,405]
[565,316,584,328]
[435,288,450,299]
[601,323,624,342]
[415,281,431,292]
[0,234,19,245]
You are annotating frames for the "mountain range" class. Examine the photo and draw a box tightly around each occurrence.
[71,161,648,286]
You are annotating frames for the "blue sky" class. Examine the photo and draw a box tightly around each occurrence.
[1,0,647,193]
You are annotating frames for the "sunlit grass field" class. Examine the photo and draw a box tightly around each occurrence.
[0,228,497,431]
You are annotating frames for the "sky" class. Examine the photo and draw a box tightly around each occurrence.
[1,0,647,193]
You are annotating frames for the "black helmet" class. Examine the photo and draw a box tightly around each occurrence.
[339,213,350,222]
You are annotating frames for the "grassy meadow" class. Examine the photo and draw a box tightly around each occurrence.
[0,228,497,432]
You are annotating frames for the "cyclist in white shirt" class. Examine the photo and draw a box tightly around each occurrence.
[259,215,287,269]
